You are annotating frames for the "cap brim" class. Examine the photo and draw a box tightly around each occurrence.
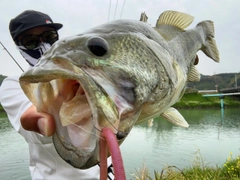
[13,23,63,40]
[43,23,63,30]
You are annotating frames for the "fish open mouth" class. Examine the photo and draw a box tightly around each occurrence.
[56,79,97,152]
[20,72,127,168]
[19,59,139,169]
[59,80,90,127]
[49,78,117,168]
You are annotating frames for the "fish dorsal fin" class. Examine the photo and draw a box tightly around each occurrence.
[188,65,201,82]
[156,10,194,30]
[161,107,189,128]
[140,12,148,23]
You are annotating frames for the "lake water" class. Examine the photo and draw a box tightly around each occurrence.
[0,108,240,180]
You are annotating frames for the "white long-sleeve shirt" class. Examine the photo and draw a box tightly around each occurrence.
[0,76,114,180]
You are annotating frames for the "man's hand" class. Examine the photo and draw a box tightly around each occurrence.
[20,105,55,136]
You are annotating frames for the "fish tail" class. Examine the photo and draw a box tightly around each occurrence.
[197,21,220,62]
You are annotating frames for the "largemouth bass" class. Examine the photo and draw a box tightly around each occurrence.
[19,10,219,169]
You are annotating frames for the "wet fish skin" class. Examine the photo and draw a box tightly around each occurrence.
[19,10,219,169]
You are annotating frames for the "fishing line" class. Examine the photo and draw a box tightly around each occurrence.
[78,106,120,141]
[33,132,58,176]
[113,0,119,20]
[108,0,125,21]
[107,0,112,21]
[88,112,116,137]
[100,108,119,134]
[0,41,24,72]
[64,115,102,138]
[95,108,128,140]
[90,114,102,133]
[119,0,126,19]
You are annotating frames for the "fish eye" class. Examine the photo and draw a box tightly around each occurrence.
[87,37,108,57]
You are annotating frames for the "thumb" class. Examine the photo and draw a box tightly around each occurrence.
[20,105,55,136]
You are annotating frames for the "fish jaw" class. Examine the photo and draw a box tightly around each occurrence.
[19,58,138,169]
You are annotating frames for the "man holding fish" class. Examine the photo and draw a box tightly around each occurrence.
[0,7,220,180]
[0,10,114,180]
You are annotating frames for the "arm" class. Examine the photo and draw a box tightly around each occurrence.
[0,76,55,136]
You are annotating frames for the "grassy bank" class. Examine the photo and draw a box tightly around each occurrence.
[173,92,240,108]
[133,152,240,180]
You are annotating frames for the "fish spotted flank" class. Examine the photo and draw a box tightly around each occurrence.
[19,10,219,169]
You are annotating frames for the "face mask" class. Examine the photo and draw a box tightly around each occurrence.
[17,42,51,66]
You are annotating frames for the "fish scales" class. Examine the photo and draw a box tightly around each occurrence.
[19,10,219,169]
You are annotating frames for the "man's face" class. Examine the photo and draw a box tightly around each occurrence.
[17,27,58,49]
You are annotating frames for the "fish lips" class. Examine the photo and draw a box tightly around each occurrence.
[19,58,121,169]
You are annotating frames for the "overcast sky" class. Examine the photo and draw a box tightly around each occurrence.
[0,0,239,76]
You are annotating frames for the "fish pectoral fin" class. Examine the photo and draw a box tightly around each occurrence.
[156,10,194,30]
[188,65,201,82]
[161,107,189,128]
[140,12,148,23]
[197,21,220,62]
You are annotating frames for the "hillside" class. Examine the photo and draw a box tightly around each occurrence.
[1,73,238,89]
[187,73,239,91]
[0,73,239,91]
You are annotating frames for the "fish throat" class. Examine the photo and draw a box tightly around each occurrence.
[49,78,127,179]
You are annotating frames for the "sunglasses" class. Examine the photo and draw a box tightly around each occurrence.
[19,30,59,50]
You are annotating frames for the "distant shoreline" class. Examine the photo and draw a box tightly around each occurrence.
[173,92,240,109]
[1,93,240,114]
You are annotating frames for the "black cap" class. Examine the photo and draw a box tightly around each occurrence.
[9,10,63,41]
